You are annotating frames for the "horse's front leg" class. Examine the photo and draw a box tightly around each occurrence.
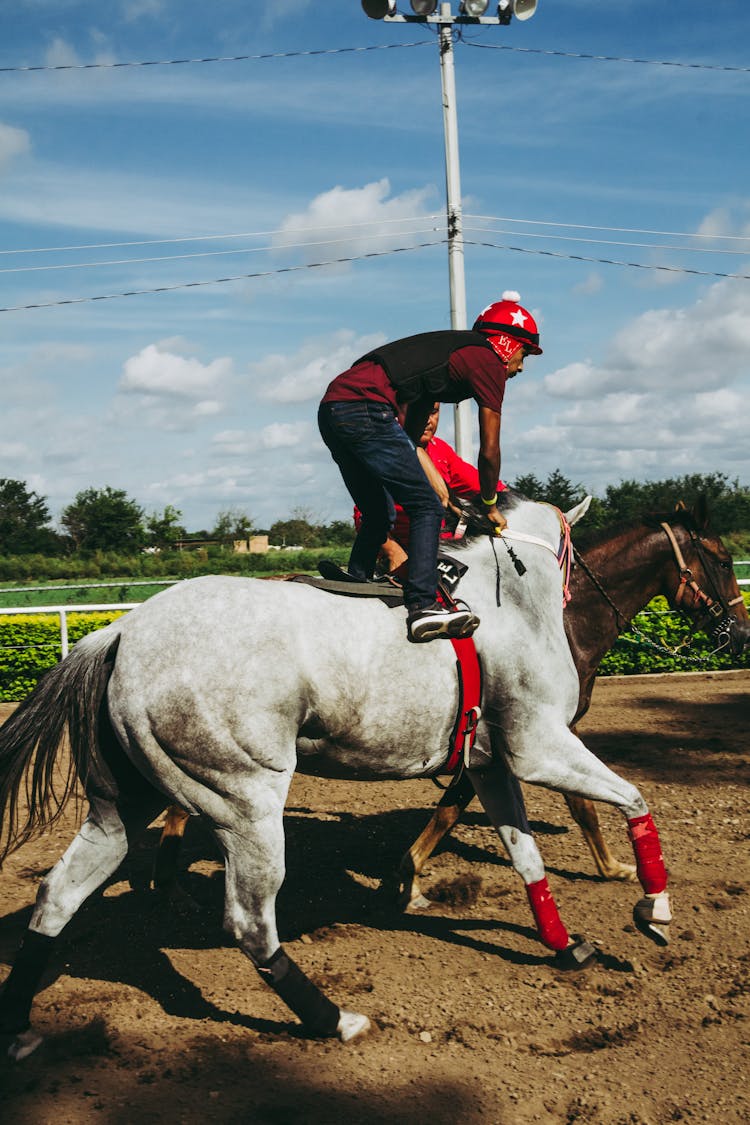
[396,773,475,911]
[505,715,671,946]
[563,794,636,881]
[468,762,596,970]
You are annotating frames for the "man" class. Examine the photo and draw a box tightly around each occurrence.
[369,401,508,573]
[318,291,542,643]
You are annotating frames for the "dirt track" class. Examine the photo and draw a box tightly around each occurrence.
[1,671,749,1124]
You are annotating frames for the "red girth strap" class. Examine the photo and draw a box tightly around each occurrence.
[444,635,483,773]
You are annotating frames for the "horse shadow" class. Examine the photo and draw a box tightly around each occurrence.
[0,802,618,1035]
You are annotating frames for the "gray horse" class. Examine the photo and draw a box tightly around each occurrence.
[0,494,682,1058]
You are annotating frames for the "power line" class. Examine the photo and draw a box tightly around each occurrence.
[4,212,746,261]
[462,224,750,257]
[4,233,749,315]
[0,215,446,257]
[0,40,431,74]
[463,238,750,281]
[464,213,750,244]
[0,241,447,313]
[0,38,743,77]
[0,226,446,275]
[464,40,750,73]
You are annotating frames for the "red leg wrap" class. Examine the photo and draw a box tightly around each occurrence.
[526,878,569,951]
[627,813,667,894]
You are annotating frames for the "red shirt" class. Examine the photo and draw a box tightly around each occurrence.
[355,435,507,549]
[321,345,507,416]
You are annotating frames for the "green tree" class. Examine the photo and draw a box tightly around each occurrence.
[146,505,187,549]
[512,470,586,509]
[512,472,545,501]
[61,487,145,553]
[601,473,750,532]
[0,478,64,555]
[322,519,356,547]
[211,508,255,541]
[269,507,323,548]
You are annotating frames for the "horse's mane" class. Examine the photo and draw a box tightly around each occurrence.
[572,505,709,551]
[443,488,526,548]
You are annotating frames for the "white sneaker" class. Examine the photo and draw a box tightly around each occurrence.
[407,602,479,643]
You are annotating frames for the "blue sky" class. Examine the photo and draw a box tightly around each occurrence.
[1,0,748,532]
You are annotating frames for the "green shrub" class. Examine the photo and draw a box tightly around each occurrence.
[0,611,125,700]
[598,594,750,676]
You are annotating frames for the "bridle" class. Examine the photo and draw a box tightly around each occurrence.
[659,521,744,653]
[574,519,745,661]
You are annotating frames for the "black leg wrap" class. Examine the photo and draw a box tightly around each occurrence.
[257,947,340,1037]
[0,930,55,1035]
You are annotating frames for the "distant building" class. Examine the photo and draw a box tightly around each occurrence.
[233,535,269,554]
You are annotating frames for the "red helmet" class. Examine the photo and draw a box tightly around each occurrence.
[473,291,542,355]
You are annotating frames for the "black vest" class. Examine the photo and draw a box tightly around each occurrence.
[354,330,496,405]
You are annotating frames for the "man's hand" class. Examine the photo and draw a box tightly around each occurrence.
[485,506,507,532]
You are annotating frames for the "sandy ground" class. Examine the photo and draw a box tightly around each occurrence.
[0,671,748,1124]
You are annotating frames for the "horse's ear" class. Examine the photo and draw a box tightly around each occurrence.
[692,495,710,531]
[674,500,688,512]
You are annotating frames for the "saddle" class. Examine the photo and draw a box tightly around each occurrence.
[289,553,469,608]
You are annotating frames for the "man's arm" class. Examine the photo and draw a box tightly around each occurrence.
[477,406,507,530]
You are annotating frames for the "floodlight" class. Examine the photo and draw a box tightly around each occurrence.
[460,0,490,15]
[513,0,537,19]
[498,0,537,21]
[411,0,438,13]
[362,0,397,18]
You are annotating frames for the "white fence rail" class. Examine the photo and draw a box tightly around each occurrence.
[1,565,748,663]
[0,603,137,658]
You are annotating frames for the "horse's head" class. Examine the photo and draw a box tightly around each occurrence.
[655,499,750,658]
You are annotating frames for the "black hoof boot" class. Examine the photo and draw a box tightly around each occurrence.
[553,938,598,971]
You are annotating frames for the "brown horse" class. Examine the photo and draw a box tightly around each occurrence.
[396,498,748,910]
[152,500,748,915]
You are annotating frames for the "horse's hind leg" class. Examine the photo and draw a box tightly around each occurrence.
[468,763,596,969]
[152,805,191,895]
[563,795,636,881]
[213,801,370,1044]
[1,792,164,1058]
[396,773,475,912]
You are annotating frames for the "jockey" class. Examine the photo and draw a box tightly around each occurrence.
[318,291,542,642]
[354,401,508,575]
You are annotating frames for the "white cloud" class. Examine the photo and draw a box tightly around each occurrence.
[0,122,31,170]
[119,343,232,399]
[255,330,386,404]
[273,179,440,262]
[259,421,310,450]
[573,272,604,296]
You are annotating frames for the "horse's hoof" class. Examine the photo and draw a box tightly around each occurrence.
[602,862,637,883]
[633,892,672,946]
[403,893,433,914]
[6,1028,44,1062]
[553,938,597,971]
[337,1010,371,1043]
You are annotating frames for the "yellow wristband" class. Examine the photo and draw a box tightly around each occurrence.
[481,494,498,506]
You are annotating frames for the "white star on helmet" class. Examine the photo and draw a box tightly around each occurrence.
[510,310,527,327]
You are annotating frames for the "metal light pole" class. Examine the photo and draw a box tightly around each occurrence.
[362,0,538,458]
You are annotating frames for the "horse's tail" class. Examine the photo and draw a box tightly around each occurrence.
[0,626,121,865]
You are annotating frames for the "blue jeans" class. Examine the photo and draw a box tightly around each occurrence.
[318,400,444,608]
